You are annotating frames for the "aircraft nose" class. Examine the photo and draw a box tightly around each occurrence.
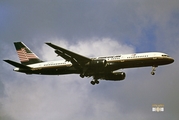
[169,58,174,63]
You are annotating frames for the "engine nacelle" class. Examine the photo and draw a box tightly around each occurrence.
[89,59,107,68]
[103,72,126,81]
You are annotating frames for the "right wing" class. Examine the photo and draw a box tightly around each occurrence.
[46,43,92,70]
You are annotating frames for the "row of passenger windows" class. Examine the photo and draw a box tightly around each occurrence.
[127,55,148,59]
[44,63,66,66]
[98,55,121,59]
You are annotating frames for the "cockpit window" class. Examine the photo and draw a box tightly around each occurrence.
[162,55,169,57]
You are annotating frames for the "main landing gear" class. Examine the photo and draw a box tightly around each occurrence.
[90,79,99,85]
[151,66,157,75]
[80,74,100,85]
[80,74,85,78]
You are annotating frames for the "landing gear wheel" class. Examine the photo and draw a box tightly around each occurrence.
[151,71,155,75]
[90,79,99,85]
[95,80,99,84]
[90,81,95,85]
[80,74,84,78]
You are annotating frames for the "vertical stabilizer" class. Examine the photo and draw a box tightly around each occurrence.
[14,42,43,65]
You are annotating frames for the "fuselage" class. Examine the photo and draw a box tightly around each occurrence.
[14,52,174,75]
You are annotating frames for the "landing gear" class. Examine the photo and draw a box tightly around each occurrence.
[151,66,157,75]
[90,79,99,85]
[80,74,84,78]
[80,67,88,78]
[90,81,95,85]
[151,71,155,75]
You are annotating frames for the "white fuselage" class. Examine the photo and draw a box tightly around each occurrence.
[14,52,174,75]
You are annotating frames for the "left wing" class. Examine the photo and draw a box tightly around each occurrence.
[46,43,91,70]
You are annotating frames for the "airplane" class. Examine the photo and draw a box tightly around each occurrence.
[4,42,174,85]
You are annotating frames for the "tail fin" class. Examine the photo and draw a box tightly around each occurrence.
[14,42,43,65]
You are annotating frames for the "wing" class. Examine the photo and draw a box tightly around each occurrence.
[46,43,91,70]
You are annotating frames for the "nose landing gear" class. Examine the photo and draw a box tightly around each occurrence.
[151,66,157,75]
[151,71,155,75]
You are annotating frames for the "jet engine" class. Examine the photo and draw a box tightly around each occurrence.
[103,72,126,81]
[89,59,107,68]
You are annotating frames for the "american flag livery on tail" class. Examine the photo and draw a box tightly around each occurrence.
[14,42,43,65]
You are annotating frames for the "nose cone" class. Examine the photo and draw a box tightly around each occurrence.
[169,57,174,64]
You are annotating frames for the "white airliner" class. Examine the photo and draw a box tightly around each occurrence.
[4,42,174,85]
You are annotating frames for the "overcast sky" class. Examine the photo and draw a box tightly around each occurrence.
[0,0,179,120]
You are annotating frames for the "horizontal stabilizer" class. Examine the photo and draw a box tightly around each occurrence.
[4,60,31,69]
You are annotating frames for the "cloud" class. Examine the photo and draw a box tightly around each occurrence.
[41,37,134,61]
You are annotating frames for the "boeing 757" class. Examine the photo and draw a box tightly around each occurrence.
[4,42,174,85]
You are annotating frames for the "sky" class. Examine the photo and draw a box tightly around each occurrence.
[0,0,179,120]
